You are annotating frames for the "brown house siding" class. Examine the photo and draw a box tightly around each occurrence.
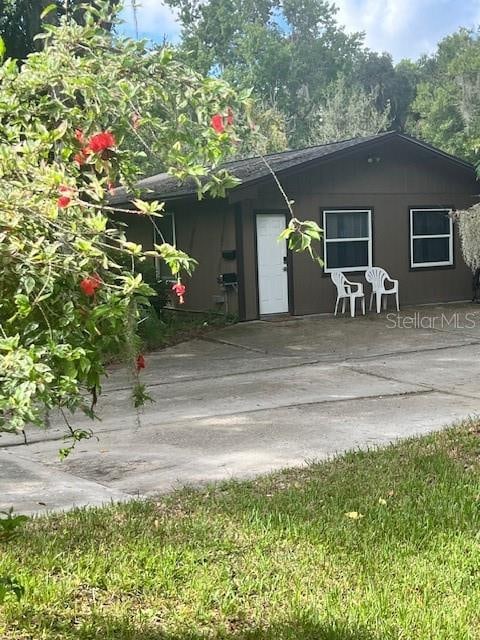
[113,201,238,314]
[122,135,478,320]
[242,137,477,318]
[173,200,238,313]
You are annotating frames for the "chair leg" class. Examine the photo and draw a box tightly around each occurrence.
[342,298,346,314]
[376,293,382,313]
[395,290,399,312]
[369,292,373,311]
[350,296,355,318]
[334,297,339,316]
[362,297,365,315]
[383,295,387,311]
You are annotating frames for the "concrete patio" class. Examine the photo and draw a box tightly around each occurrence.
[1,302,480,515]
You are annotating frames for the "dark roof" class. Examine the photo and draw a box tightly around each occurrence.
[110,131,475,205]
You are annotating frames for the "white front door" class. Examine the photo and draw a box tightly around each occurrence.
[256,214,289,315]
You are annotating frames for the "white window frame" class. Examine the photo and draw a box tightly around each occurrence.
[323,209,373,273]
[410,208,453,269]
[153,212,176,281]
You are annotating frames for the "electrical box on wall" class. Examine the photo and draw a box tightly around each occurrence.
[217,272,238,286]
[222,249,236,261]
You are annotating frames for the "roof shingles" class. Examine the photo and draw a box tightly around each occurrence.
[110,132,473,205]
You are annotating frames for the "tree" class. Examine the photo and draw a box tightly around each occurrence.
[408,29,480,162]
[166,0,364,147]
[306,77,391,144]
[391,59,421,131]
[0,0,119,60]
[1,0,68,60]
[352,51,419,131]
[0,0,251,437]
[0,0,321,439]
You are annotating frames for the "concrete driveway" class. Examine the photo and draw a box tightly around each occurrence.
[2,302,480,515]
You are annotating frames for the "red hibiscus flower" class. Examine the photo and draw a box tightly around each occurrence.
[211,114,225,134]
[172,282,186,297]
[74,129,84,143]
[211,109,234,133]
[57,185,74,208]
[57,195,71,208]
[80,273,101,297]
[172,281,186,305]
[136,354,146,371]
[87,131,116,154]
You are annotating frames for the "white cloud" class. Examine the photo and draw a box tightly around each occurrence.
[333,0,480,60]
[120,0,180,42]
[334,0,424,54]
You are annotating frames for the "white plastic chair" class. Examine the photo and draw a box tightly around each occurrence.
[365,267,399,313]
[331,270,365,318]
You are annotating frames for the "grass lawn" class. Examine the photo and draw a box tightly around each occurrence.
[2,423,480,639]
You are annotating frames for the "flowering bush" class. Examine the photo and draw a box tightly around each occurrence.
[0,1,250,437]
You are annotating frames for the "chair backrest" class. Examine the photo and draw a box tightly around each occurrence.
[330,270,349,295]
[365,267,388,290]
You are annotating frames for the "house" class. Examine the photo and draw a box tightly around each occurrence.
[111,132,479,320]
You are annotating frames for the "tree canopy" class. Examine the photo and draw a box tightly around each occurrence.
[408,29,480,163]
[5,0,480,162]
[0,0,128,62]
[162,0,480,162]
[165,0,429,147]
[306,78,391,145]
[0,0,95,59]
[165,0,367,146]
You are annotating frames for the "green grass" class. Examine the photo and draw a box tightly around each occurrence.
[2,423,480,639]
[138,308,237,351]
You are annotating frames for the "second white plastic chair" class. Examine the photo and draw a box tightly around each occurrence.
[365,267,399,313]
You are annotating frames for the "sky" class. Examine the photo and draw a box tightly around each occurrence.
[119,0,480,62]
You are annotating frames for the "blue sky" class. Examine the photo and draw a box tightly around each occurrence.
[119,0,480,61]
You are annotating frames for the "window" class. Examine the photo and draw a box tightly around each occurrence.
[153,212,176,280]
[323,209,372,273]
[410,208,453,268]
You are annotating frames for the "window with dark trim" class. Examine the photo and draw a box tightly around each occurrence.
[323,209,372,273]
[409,208,453,268]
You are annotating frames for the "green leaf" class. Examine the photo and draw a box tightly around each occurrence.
[0,508,28,543]
[22,276,36,295]
[155,243,198,276]
[132,199,161,214]
[40,3,57,19]
[51,120,68,141]
[279,228,294,240]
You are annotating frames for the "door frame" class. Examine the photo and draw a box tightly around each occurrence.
[254,210,294,317]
